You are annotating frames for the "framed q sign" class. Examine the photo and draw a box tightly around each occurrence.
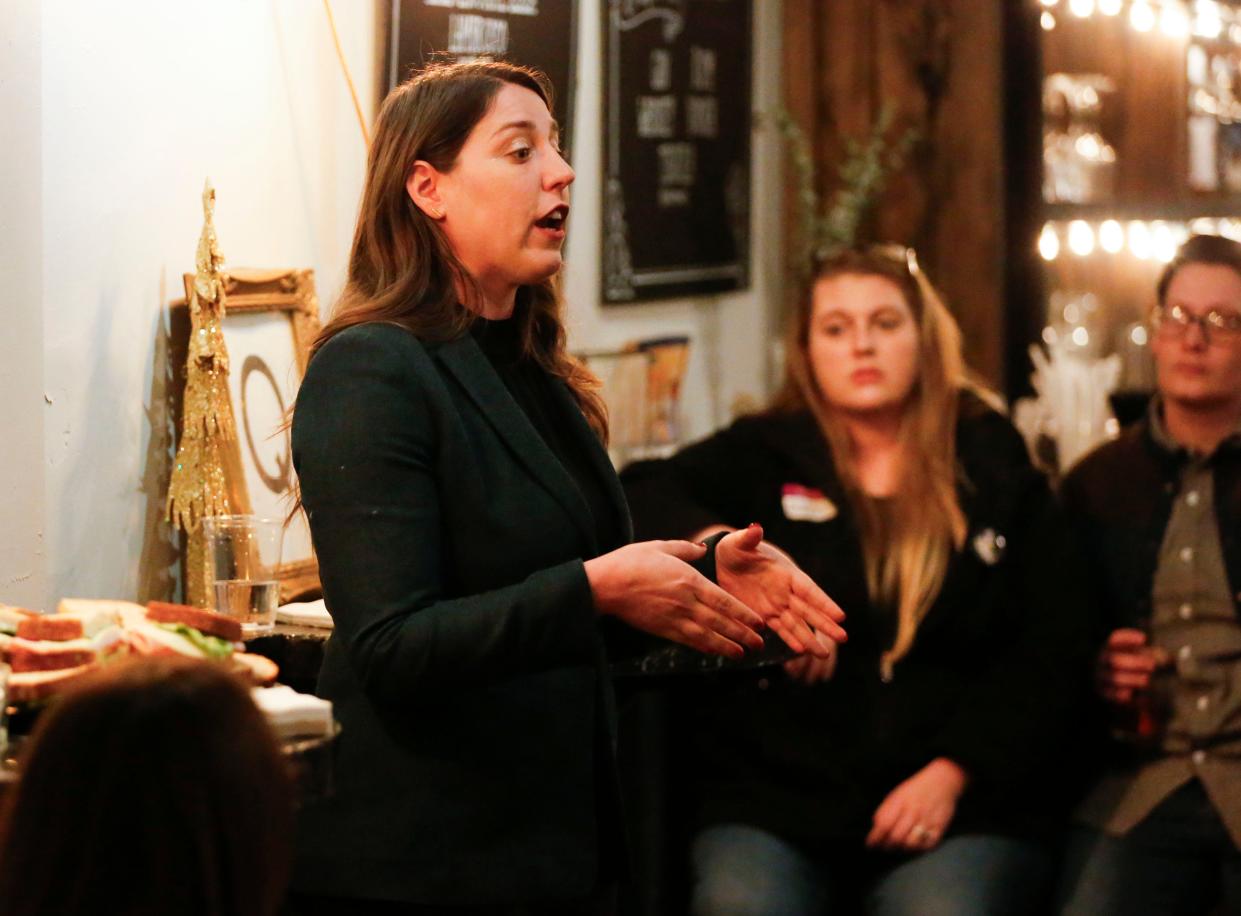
[178,268,322,603]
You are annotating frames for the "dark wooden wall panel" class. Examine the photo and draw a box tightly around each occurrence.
[783,0,1007,385]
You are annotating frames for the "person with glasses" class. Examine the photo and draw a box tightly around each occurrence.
[1057,233,1241,915]
[622,246,1090,915]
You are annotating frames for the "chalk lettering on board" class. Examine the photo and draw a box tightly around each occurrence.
[649,48,672,91]
[617,0,685,42]
[603,0,748,301]
[686,95,718,139]
[657,141,695,207]
[393,0,575,148]
[447,13,510,54]
[689,45,717,92]
[658,188,688,207]
[636,95,677,138]
[657,142,696,185]
[425,0,539,14]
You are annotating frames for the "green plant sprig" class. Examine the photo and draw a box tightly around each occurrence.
[772,106,919,283]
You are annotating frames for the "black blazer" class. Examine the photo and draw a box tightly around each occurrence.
[289,321,631,905]
[622,399,1093,842]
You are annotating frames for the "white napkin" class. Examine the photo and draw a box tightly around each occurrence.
[275,598,334,629]
[251,684,334,739]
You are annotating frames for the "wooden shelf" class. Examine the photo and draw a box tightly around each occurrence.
[1043,197,1241,222]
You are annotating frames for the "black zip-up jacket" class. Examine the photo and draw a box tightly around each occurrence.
[1060,415,1241,636]
[621,397,1093,843]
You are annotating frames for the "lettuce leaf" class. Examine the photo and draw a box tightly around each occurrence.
[156,623,234,660]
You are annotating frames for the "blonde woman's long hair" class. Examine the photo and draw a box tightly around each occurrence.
[771,247,985,677]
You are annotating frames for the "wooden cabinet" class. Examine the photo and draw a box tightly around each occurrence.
[1008,0,1241,398]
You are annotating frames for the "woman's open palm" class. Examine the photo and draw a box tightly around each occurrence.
[715,524,847,656]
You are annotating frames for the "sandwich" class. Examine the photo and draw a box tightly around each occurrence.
[128,601,278,686]
[0,605,38,658]
[2,599,280,705]
[5,606,126,703]
[0,605,38,636]
[8,664,99,704]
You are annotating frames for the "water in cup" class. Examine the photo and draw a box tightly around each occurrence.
[202,515,283,637]
[214,579,280,635]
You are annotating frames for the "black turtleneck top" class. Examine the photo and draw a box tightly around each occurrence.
[471,316,622,555]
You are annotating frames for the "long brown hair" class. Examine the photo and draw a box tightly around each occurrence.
[0,657,293,916]
[311,59,606,440]
[772,246,991,676]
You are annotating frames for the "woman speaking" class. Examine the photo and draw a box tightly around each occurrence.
[287,60,845,915]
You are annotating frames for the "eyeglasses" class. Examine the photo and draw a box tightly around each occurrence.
[1152,303,1241,345]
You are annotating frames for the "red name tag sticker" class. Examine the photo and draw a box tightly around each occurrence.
[780,483,838,522]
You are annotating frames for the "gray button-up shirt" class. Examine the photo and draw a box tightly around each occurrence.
[1076,400,1241,848]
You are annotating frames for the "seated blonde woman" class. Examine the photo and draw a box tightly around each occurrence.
[622,246,1093,916]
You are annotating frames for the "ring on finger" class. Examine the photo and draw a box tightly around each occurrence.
[911,824,933,843]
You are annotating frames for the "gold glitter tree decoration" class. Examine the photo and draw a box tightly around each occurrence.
[167,179,241,607]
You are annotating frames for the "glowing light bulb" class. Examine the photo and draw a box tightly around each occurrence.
[1070,0,1094,16]
[1130,325,1149,346]
[1131,0,1156,31]
[1069,220,1096,256]
[1042,10,1057,29]
[1100,219,1124,253]
[1039,224,1060,261]
[1161,3,1190,36]
[1072,327,1091,348]
[1099,0,1122,14]
[1129,221,1153,259]
[1075,134,1102,159]
[1039,0,1059,6]
[1153,222,1178,262]
[1194,0,1223,38]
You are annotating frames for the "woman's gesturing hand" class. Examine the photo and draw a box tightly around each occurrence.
[865,758,969,852]
[782,637,838,684]
[584,540,767,659]
[715,524,847,657]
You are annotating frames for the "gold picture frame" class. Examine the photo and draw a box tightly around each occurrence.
[174,268,322,604]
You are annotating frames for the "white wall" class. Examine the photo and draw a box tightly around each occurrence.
[0,0,48,608]
[563,1,784,439]
[3,0,782,609]
[34,0,378,610]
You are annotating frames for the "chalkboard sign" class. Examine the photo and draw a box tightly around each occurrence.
[390,1,578,154]
[602,0,752,303]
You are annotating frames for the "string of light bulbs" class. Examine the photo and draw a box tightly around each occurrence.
[1037,216,1241,260]
[1038,0,1236,41]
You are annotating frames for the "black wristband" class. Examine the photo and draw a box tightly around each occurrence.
[688,530,729,583]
